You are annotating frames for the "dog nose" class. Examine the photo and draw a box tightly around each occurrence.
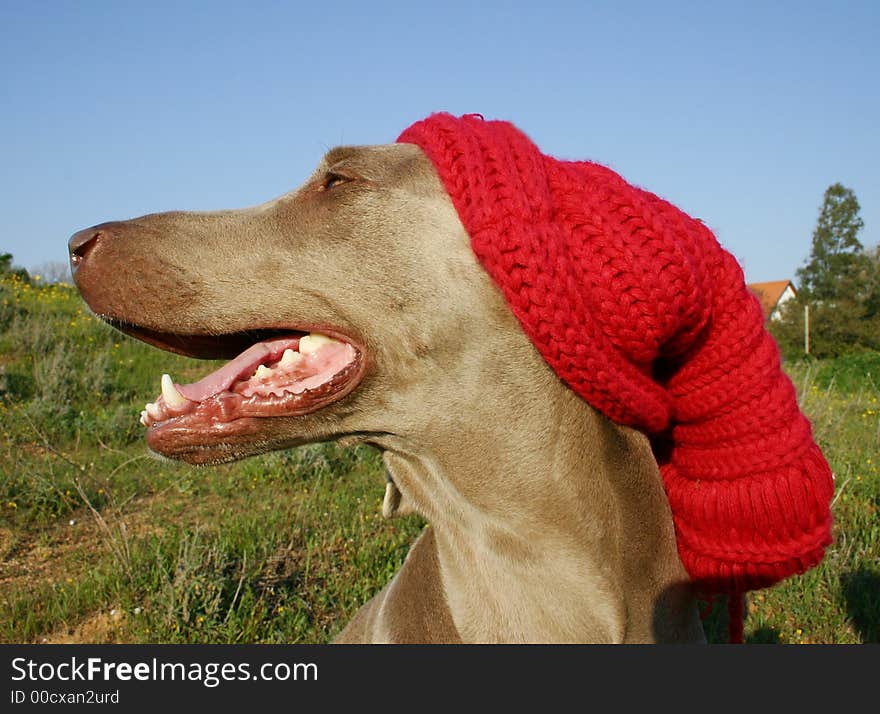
[68,224,110,272]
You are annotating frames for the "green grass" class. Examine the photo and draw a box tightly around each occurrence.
[1,274,878,643]
[0,275,423,643]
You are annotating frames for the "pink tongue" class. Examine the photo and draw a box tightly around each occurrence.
[176,337,300,402]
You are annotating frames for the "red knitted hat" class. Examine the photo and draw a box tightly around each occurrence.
[398,113,834,610]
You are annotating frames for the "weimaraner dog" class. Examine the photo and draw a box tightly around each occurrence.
[69,143,706,643]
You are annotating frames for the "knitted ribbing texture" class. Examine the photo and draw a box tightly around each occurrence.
[398,113,834,601]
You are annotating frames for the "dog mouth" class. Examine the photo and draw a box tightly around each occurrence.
[115,322,365,457]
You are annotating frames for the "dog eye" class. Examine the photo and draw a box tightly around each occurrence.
[322,172,350,191]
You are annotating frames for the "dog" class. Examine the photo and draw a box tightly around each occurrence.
[69,139,707,643]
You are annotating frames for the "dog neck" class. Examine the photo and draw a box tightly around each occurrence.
[368,356,696,643]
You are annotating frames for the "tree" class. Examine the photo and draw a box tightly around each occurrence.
[795,183,869,302]
[771,185,878,359]
[864,244,880,319]
[0,253,30,282]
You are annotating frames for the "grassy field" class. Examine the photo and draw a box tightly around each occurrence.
[1,273,878,644]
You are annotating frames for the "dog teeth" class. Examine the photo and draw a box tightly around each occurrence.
[279,348,303,370]
[298,333,337,355]
[145,402,162,420]
[139,410,149,426]
[161,374,191,409]
[254,364,273,380]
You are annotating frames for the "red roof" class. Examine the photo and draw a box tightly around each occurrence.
[748,280,796,319]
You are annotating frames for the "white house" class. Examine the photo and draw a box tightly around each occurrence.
[747,280,797,321]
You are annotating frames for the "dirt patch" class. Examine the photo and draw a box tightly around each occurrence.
[0,483,242,596]
[39,609,128,644]
[0,496,164,592]
[0,527,14,561]
[0,518,103,589]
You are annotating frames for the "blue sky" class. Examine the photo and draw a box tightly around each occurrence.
[2,0,877,283]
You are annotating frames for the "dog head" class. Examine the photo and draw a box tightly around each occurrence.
[70,143,534,466]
